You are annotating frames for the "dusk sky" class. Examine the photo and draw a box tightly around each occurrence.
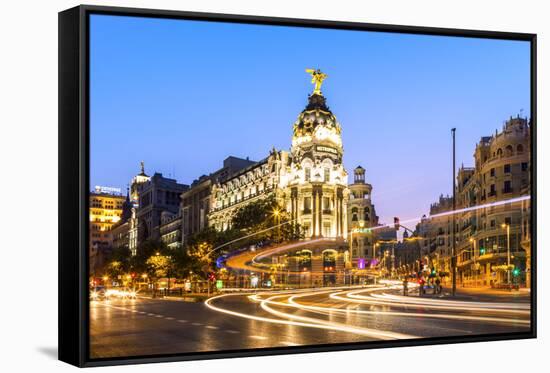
[90,14,530,225]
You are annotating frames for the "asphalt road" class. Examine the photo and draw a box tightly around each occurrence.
[90,284,530,359]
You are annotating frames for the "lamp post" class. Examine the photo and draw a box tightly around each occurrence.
[469,238,477,287]
[502,223,511,284]
[451,127,457,297]
[391,244,395,278]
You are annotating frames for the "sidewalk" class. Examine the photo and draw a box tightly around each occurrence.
[138,292,209,302]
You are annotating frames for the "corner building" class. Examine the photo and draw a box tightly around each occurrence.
[208,72,381,286]
[209,85,349,240]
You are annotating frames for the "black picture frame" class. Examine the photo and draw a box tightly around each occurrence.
[58,4,537,368]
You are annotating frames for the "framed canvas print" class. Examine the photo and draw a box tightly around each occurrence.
[58,5,537,367]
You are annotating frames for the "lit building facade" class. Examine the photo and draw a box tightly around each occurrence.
[159,211,183,250]
[127,162,188,255]
[207,69,382,285]
[209,73,350,240]
[181,156,255,243]
[128,163,151,255]
[348,166,379,264]
[89,188,125,275]
[418,116,531,287]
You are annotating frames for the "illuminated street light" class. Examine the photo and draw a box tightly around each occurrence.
[469,237,478,287]
[501,223,511,284]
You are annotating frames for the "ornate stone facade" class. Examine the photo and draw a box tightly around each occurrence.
[348,166,379,263]
[209,84,350,240]
[418,116,531,287]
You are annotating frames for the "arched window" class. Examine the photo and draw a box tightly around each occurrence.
[505,145,514,156]
[517,144,524,154]
[496,148,503,157]
[324,167,330,182]
[297,250,312,271]
[322,250,336,270]
[305,167,311,181]
[351,207,358,221]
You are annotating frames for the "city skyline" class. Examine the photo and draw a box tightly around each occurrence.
[90,14,530,225]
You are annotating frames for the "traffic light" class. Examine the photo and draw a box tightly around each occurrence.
[479,247,486,255]
[394,217,400,230]
[208,272,216,281]
[513,268,520,277]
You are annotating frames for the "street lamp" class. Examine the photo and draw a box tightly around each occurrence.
[502,223,511,284]
[469,238,478,287]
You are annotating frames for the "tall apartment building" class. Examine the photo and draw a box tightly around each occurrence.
[89,188,126,275]
[418,116,531,287]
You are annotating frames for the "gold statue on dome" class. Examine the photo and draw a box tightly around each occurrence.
[306,68,327,95]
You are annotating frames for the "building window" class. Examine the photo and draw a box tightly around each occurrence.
[305,168,311,182]
[505,145,514,156]
[517,144,524,154]
[489,184,496,197]
[521,162,528,172]
[503,180,512,193]
[505,217,512,225]
[504,164,511,173]
[323,197,330,211]
[351,207,358,221]
[323,224,331,237]
[304,197,312,213]
[324,168,330,182]
[490,168,495,177]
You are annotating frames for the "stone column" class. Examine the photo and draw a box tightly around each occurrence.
[335,190,339,237]
[337,188,344,237]
[318,187,323,237]
[311,189,317,237]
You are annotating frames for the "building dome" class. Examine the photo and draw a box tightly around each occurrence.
[293,93,341,138]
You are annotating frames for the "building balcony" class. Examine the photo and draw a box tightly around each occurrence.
[302,209,312,215]
[322,209,332,215]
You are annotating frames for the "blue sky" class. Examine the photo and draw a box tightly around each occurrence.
[90,14,530,225]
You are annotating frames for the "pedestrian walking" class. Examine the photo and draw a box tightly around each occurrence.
[435,278,441,294]
[403,278,409,296]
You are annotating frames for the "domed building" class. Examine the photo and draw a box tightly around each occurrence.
[283,85,349,238]
[208,69,378,285]
[210,70,350,239]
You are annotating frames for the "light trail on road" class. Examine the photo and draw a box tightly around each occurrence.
[204,282,530,341]
[331,288,530,316]
[204,290,414,339]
